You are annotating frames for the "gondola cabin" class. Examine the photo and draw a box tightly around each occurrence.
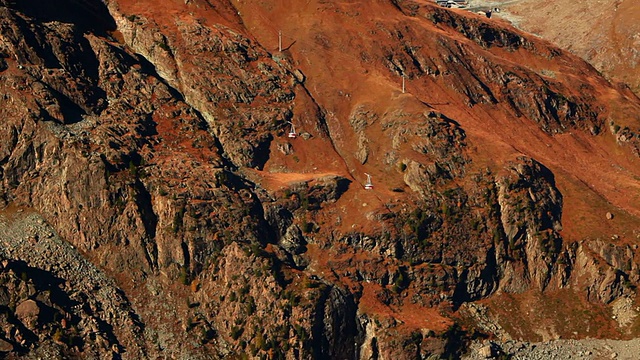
[287,121,297,138]
[364,173,373,190]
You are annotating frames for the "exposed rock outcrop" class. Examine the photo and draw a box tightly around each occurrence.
[496,157,564,292]
[0,0,639,358]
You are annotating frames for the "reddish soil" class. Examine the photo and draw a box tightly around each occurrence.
[113,0,640,242]
[110,0,640,342]
[360,282,453,333]
[481,289,620,340]
[306,241,452,333]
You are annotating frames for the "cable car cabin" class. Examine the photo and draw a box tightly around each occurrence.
[364,173,373,190]
[287,122,297,138]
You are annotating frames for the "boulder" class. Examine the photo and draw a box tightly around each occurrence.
[479,343,494,358]
[279,224,307,255]
[15,299,40,330]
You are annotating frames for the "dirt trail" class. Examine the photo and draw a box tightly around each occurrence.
[253,170,342,189]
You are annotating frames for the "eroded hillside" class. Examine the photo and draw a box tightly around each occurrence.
[0,0,639,358]
[481,0,640,95]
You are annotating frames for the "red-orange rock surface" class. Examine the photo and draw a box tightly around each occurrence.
[0,0,639,358]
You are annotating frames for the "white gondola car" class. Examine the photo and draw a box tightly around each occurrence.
[287,121,297,138]
[364,173,373,190]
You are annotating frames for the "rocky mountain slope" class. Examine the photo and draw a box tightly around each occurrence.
[476,0,640,95]
[0,0,639,358]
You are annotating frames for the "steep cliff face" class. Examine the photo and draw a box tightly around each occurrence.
[1,0,640,358]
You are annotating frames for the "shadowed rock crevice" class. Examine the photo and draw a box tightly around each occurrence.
[133,179,159,270]
[312,286,363,359]
[3,0,116,34]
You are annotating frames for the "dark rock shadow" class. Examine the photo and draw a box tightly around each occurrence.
[9,0,116,34]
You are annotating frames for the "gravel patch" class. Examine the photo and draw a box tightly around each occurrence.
[463,338,640,359]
